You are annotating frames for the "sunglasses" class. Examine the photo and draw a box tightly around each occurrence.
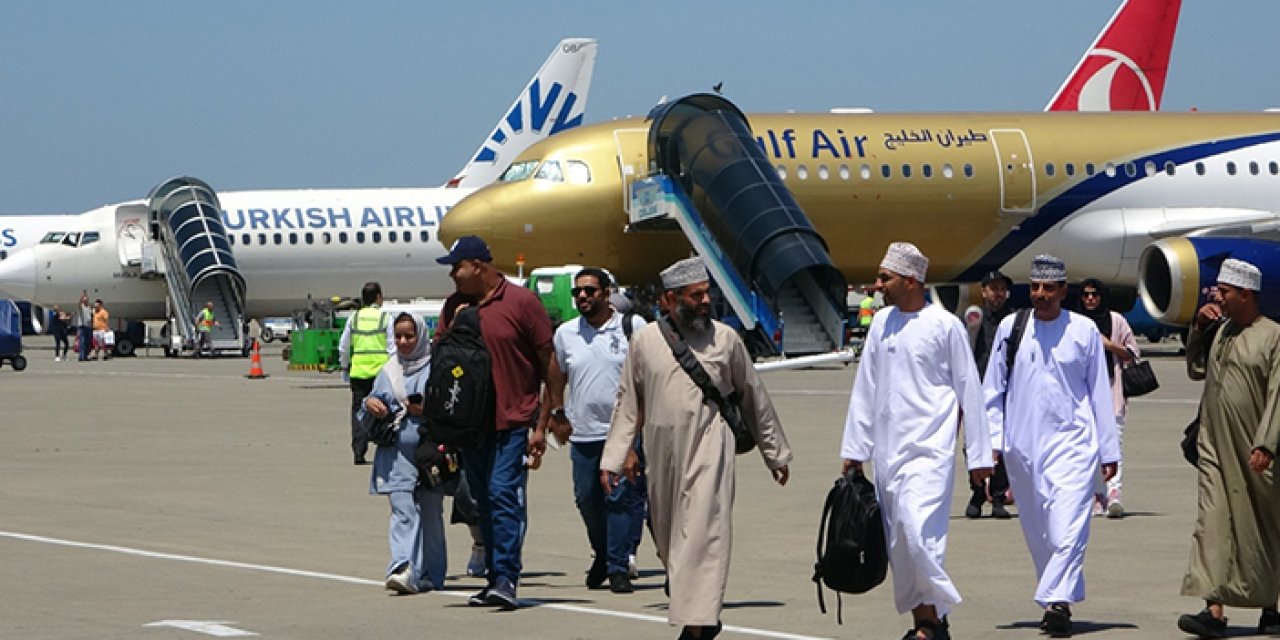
[571,286,601,297]
[1081,291,1100,298]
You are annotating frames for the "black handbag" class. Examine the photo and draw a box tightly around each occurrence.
[1121,348,1159,397]
[363,407,405,447]
[657,317,756,455]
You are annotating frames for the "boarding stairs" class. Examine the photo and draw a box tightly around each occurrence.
[147,177,246,356]
[627,94,846,357]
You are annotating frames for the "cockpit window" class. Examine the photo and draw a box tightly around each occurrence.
[500,160,540,182]
[40,232,66,244]
[82,231,100,246]
[535,160,564,182]
[565,160,591,184]
[62,232,81,247]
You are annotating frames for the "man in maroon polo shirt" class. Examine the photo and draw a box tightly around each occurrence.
[436,235,553,610]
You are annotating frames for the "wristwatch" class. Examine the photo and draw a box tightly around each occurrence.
[549,408,567,419]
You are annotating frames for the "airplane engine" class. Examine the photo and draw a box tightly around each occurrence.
[1139,236,1280,325]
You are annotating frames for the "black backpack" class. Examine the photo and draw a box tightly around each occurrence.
[813,469,887,623]
[422,306,493,448]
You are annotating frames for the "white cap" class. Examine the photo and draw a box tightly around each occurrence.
[1029,254,1067,282]
[660,257,710,290]
[1218,258,1262,291]
[879,242,928,282]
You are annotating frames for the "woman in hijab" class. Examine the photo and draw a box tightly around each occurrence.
[1075,278,1139,518]
[360,312,446,594]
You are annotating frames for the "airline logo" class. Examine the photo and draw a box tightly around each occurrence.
[472,78,584,164]
[1066,49,1157,111]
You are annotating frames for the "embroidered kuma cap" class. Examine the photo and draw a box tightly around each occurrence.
[660,257,710,290]
[1218,258,1262,291]
[879,242,928,282]
[1029,254,1067,282]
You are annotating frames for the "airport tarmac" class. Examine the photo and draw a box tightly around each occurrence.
[0,339,1261,639]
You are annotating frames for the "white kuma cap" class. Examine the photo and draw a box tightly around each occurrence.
[1218,258,1262,291]
[879,242,928,282]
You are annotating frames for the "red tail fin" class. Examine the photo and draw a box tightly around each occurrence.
[1047,0,1181,111]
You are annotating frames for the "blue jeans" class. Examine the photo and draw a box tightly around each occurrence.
[462,427,529,586]
[77,326,92,360]
[571,440,646,576]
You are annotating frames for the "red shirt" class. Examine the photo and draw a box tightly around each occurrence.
[442,278,552,430]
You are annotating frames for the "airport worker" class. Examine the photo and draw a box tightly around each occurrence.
[49,304,69,361]
[600,256,792,640]
[338,282,394,465]
[359,312,446,595]
[841,242,993,640]
[436,235,553,610]
[194,300,218,356]
[983,254,1120,638]
[91,298,112,360]
[74,291,92,362]
[1176,258,1280,638]
[539,267,647,594]
[965,269,1016,519]
[1074,278,1138,518]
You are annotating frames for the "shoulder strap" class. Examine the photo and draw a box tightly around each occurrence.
[658,316,724,406]
[1004,309,1031,381]
[622,312,636,341]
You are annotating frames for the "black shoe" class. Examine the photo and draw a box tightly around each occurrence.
[663,576,670,597]
[609,573,634,593]
[1177,607,1227,638]
[467,587,492,606]
[1043,603,1072,637]
[991,499,1011,519]
[485,578,519,610]
[677,622,721,640]
[964,503,982,519]
[586,558,608,589]
[354,454,369,465]
[1260,607,1280,634]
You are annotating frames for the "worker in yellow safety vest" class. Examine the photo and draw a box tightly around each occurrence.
[194,300,219,356]
[339,281,394,465]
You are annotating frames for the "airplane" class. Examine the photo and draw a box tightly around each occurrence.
[0,38,598,325]
[435,96,1280,330]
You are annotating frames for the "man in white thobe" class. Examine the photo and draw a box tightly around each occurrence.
[983,255,1120,638]
[843,242,993,640]
[601,257,792,640]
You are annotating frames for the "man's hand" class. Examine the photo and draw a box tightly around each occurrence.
[548,415,572,446]
[1195,303,1223,330]
[969,467,993,486]
[1102,462,1118,481]
[841,459,863,475]
[527,426,547,458]
[600,469,620,496]
[1250,448,1274,473]
[621,447,641,483]
[772,465,790,486]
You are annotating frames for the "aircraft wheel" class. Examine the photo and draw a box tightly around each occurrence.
[115,338,135,357]
[261,328,275,343]
[11,355,27,371]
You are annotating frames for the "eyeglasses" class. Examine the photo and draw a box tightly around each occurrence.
[571,286,601,297]
[1081,291,1100,298]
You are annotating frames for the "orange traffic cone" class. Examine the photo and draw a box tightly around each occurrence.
[246,340,268,379]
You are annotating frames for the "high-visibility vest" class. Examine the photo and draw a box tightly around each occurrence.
[858,296,875,327]
[197,308,215,332]
[349,307,390,380]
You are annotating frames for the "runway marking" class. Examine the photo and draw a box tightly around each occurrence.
[1,531,831,640]
[143,620,257,637]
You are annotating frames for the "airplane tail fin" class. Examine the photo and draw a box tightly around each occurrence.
[446,38,598,188]
[1046,0,1181,112]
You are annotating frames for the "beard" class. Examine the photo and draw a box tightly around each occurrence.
[675,299,713,336]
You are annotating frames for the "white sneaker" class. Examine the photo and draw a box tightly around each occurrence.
[467,544,487,577]
[627,554,639,579]
[1106,499,1125,519]
[54,356,61,362]
[384,563,417,594]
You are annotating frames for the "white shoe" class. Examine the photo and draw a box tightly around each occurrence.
[384,564,417,594]
[467,544,487,577]
[627,554,638,579]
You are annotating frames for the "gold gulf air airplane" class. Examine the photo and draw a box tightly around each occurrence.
[439,96,1280,326]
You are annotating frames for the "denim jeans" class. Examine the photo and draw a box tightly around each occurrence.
[77,326,92,361]
[462,426,529,586]
[571,441,644,576]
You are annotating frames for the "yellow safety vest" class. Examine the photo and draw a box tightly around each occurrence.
[349,307,390,380]
[197,308,215,332]
[858,296,875,327]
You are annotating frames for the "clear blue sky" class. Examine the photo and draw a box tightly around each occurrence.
[2,1,1277,214]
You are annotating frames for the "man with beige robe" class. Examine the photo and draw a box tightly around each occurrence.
[1177,258,1280,638]
[601,256,792,640]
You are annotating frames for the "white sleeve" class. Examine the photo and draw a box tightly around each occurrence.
[841,316,878,462]
[1087,324,1122,464]
[950,317,993,469]
[982,316,1014,452]
[338,318,354,370]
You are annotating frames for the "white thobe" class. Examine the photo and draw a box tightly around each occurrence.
[842,304,993,616]
[983,310,1120,607]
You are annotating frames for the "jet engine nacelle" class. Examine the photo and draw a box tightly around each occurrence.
[1139,237,1280,325]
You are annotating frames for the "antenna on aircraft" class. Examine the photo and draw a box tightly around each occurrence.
[712,82,723,94]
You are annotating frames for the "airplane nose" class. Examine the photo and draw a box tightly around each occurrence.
[0,248,37,300]
[440,190,496,249]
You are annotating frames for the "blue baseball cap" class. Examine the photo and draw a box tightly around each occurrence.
[436,235,492,265]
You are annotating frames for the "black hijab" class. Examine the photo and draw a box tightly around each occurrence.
[1076,278,1115,375]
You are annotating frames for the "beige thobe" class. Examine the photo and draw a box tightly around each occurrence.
[1183,316,1280,607]
[601,320,792,627]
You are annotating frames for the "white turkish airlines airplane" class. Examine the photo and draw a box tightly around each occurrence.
[0,38,597,319]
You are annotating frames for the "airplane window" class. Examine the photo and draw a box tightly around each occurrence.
[1250,161,1260,175]
[1165,162,1176,176]
[565,160,591,184]
[339,231,349,243]
[1144,161,1157,176]
[797,165,809,180]
[388,231,397,244]
[922,164,933,179]
[1065,163,1075,177]
[289,232,298,245]
[305,232,314,245]
[356,231,366,243]
[1085,163,1096,176]
[41,232,66,244]
[372,231,382,243]
[1271,161,1279,175]
[860,164,871,180]
[242,233,250,245]
[228,235,235,246]
[82,232,99,245]
[323,232,332,244]
[881,164,891,179]
[258,233,267,245]
[1195,162,1206,176]
[1124,163,1137,178]
[838,164,850,180]
[0,250,6,260]
[816,165,828,180]
[402,231,411,243]
[1044,163,1055,177]
[535,160,564,182]
[900,164,911,178]
[420,230,431,243]
[500,160,540,182]
[273,233,283,245]
[62,232,80,247]
[942,163,954,179]
[963,163,974,178]
[1104,163,1117,178]
[776,165,787,180]
[1227,162,1237,176]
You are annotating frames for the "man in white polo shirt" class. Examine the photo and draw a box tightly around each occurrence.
[540,267,647,594]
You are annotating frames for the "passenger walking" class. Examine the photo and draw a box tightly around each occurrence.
[601,256,792,639]
[338,282,394,465]
[49,305,69,361]
[965,269,1016,519]
[540,267,647,594]
[983,255,1120,637]
[842,242,993,640]
[436,235,553,610]
[91,299,112,360]
[1176,258,1280,638]
[360,312,446,594]
[73,292,92,361]
[1074,278,1138,518]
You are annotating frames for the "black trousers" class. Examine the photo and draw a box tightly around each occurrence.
[349,377,375,457]
[969,457,1010,505]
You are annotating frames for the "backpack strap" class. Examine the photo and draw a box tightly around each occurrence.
[813,477,837,616]
[1004,309,1031,393]
[621,312,637,342]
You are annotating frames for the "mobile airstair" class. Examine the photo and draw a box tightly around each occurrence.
[628,95,847,357]
[146,177,246,356]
